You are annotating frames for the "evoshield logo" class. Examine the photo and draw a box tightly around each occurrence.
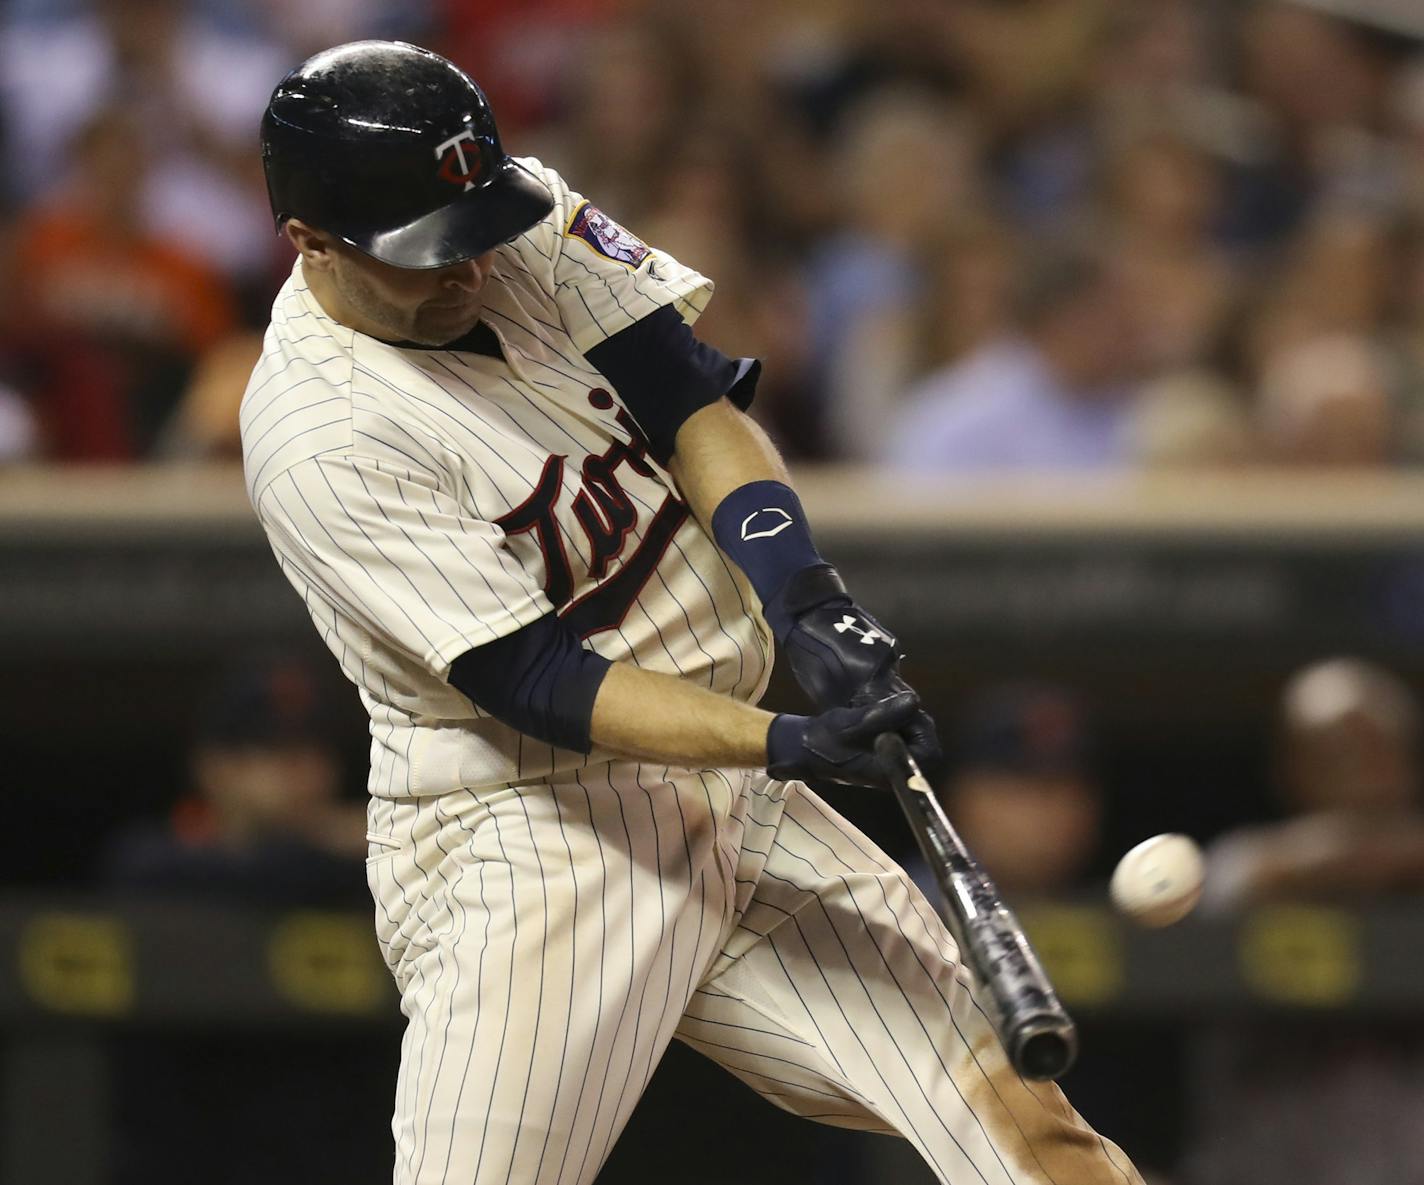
[739,508,793,541]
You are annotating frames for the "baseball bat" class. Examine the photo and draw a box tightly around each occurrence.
[874,732,1078,1081]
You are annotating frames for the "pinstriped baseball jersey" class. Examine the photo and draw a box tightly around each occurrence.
[241,158,771,799]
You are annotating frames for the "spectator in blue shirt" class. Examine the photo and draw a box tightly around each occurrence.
[883,243,1145,472]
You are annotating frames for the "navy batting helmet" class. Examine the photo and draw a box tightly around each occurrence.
[260,41,554,269]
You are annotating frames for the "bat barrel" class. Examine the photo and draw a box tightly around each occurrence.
[874,732,1079,1083]
[956,901,1079,1081]
[1013,1019,1078,1082]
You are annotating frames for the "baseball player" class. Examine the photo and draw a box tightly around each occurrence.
[242,40,1142,1185]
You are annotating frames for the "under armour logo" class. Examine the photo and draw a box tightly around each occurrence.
[833,615,885,645]
[740,507,793,541]
[434,129,484,190]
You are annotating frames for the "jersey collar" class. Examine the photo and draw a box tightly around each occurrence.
[382,321,504,358]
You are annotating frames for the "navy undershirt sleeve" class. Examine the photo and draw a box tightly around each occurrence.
[447,614,612,754]
[584,304,761,464]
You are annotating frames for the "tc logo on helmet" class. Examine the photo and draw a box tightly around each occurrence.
[434,130,484,190]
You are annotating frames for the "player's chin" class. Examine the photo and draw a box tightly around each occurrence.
[414,300,483,345]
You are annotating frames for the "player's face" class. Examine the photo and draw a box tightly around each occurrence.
[286,219,497,345]
[329,245,499,346]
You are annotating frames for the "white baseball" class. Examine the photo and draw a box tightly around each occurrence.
[1109,833,1204,927]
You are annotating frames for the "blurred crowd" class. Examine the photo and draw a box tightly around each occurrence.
[3,0,1424,469]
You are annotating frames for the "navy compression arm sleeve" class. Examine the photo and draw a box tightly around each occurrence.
[584,304,761,464]
[447,613,613,754]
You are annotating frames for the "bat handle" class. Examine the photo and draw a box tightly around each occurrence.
[874,731,918,784]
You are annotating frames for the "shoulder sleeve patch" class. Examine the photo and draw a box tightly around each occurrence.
[564,201,651,269]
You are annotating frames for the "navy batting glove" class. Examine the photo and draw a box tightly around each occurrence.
[854,672,944,782]
[766,690,920,789]
[770,564,900,710]
[769,566,944,780]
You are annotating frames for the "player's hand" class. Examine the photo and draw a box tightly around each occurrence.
[771,564,943,777]
[774,564,899,709]
[766,690,920,790]
[853,672,944,782]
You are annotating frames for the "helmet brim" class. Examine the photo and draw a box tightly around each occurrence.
[340,158,555,269]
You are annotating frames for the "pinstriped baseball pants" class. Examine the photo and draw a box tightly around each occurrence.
[365,765,1142,1185]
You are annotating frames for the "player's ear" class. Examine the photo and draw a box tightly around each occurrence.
[284,218,339,271]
